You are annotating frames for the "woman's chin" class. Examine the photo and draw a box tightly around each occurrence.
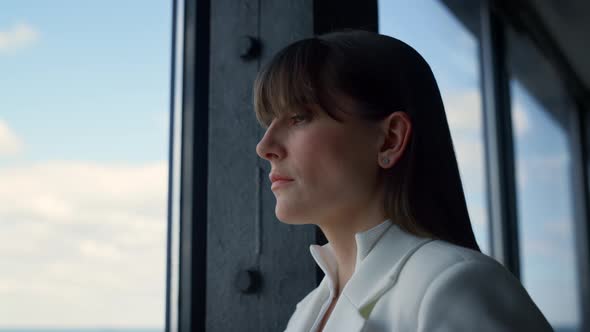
[275,206,310,225]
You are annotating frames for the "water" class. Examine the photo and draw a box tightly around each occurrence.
[0,329,161,332]
[0,327,577,332]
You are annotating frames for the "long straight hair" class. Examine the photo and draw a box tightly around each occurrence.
[253,29,480,252]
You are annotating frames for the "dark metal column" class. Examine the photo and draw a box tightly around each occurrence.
[479,0,521,278]
[206,1,317,331]
[314,0,378,34]
[572,105,590,332]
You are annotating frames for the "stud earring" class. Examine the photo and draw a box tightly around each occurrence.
[381,157,390,166]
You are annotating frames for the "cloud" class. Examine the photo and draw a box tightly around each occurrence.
[516,153,567,189]
[512,100,531,137]
[0,119,24,156]
[0,160,167,224]
[444,89,482,132]
[79,239,124,261]
[543,218,574,241]
[468,204,487,228]
[522,237,572,260]
[525,277,580,326]
[453,137,484,174]
[0,160,167,327]
[441,89,537,205]
[0,22,39,54]
[442,89,486,177]
[440,90,489,231]
[521,216,576,262]
[444,89,530,138]
[518,216,579,325]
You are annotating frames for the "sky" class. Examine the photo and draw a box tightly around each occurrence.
[0,0,172,329]
[0,0,580,330]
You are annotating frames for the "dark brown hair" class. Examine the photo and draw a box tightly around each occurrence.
[253,29,480,252]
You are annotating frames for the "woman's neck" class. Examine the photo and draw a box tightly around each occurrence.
[327,229,357,296]
[317,203,387,295]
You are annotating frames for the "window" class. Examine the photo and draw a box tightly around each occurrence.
[0,1,172,330]
[508,26,581,331]
[378,0,489,253]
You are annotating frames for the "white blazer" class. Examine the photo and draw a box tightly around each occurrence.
[284,221,553,332]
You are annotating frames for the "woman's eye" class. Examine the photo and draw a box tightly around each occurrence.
[290,114,307,124]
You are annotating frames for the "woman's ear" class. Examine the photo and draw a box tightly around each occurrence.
[378,111,412,168]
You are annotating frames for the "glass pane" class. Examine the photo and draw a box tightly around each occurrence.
[508,27,581,331]
[378,0,489,253]
[0,1,172,330]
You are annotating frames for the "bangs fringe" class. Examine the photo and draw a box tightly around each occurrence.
[253,38,331,128]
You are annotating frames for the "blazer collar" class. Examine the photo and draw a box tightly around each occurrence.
[343,223,434,311]
[301,222,434,331]
[309,219,393,298]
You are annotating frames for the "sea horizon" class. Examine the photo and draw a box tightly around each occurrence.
[0,328,161,332]
[0,326,578,332]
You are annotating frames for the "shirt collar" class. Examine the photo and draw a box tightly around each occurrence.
[309,218,393,294]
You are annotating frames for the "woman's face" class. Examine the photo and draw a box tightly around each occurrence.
[256,104,384,227]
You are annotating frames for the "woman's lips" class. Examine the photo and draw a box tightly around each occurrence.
[271,179,294,191]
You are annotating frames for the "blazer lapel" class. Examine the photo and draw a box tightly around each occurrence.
[331,225,434,331]
[322,294,367,332]
[284,277,331,332]
[287,225,434,332]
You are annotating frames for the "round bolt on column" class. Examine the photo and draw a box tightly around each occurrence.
[235,269,262,294]
[238,36,261,60]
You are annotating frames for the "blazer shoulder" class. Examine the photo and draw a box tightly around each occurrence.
[413,239,499,267]
[393,240,552,331]
[388,239,500,312]
[400,239,502,284]
[416,258,552,331]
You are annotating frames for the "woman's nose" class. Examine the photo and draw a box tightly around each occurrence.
[256,131,282,161]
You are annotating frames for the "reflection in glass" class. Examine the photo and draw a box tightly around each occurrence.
[378,0,489,253]
[509,28,580,331]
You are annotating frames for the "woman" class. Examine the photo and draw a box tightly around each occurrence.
[254,30,552,332]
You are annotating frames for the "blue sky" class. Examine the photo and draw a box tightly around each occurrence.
[0,1,171,165]
[0,0,580,329]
